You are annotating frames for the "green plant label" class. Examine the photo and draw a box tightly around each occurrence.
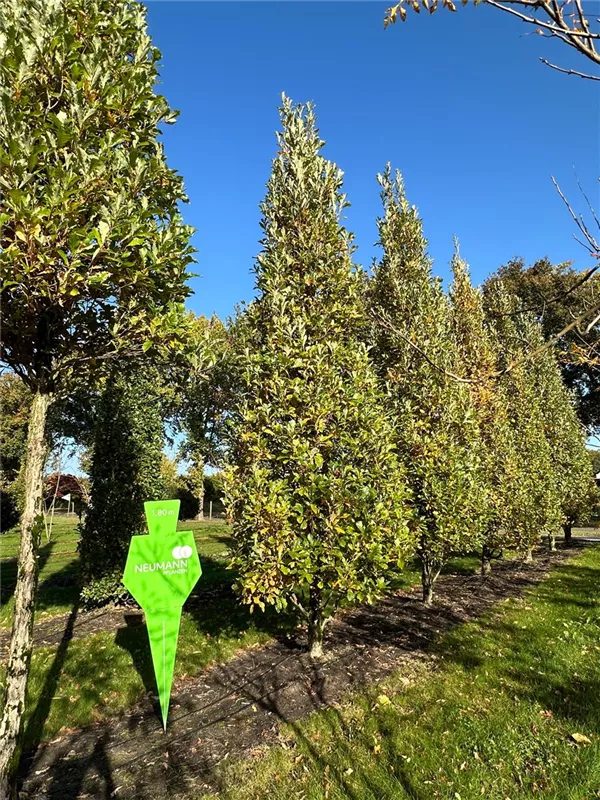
[123,499,201,728]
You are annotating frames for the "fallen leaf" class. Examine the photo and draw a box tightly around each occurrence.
[570,732,591,745]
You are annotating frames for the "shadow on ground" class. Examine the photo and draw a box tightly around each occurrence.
[18,542,597,800]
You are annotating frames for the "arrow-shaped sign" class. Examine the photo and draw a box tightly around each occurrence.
[123,500,202,728]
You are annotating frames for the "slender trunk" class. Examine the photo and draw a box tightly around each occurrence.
[45,465,61,543]
[481,550,492,576]
[307,583,325,658]
[421,558,439,606]
[524,548,534,563]
[547,531,556,552]
[563,522,572,545]
[0,391,51,798]
[194,458,204,521]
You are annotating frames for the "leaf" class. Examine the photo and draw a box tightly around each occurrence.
[376,694,392,706]
[570,732,591,744]
[97,220,110,245]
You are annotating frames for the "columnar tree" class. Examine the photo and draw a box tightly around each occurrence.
[484,284,561,560]
[449,251,520,574]
[368,168,484,604]
[78,366,166,605]
[0,1,193,790]
[224,98,413,657]
[176,314,231,520]
[517,312,597,548]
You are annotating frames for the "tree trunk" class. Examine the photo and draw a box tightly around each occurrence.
[524,548,534,563]
[307,584,325,658]
[547,531,556,552]
[421,559,439,606]
[0,391,51,798]
[481,550,492,576]
[563,522,572,545]
[194,457,204,521]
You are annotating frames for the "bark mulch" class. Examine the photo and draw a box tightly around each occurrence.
[17,543,590,800]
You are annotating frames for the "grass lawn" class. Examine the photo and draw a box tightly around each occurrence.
[0,516,233,627]
[209,544,600,800]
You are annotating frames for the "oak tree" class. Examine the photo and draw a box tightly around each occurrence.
[449,251,520,573]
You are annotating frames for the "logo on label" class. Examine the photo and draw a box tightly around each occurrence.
[172,545,192,559]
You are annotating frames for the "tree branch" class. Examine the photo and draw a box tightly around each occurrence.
[540,57,600,79]
[376,313,478,384]
[552,176,600,256]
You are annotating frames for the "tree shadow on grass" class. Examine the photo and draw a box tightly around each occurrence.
[32,730,116,800]
[1,540,57,617]
[20,591,80,749]
[18,600,80,800]
[433,554,600,730]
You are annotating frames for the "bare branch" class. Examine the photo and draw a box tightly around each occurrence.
[552,176,600,255]
[539,57,600,79]
[574,172,600,233]
[385,0,600,78]
[486,0,599,41]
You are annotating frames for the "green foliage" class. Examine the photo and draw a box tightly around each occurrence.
[0,0,194,395]
[486,258,600,433]
[79,366,165,606]
[0,374,33,528]
[174,471,225,519]
[175,315,232,466]
[484,284,561,554]
[368,168,484,598]
[0,374,32,485]
[204,471,225,501]
[0,491,19,533]
[449,252,521,563]
[518,311,598,532]
[224,98,413,651]
[159,454,180,500]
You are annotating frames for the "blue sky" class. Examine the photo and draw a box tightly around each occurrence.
[145,0,598,324]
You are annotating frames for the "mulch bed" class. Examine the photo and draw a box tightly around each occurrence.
[17,542,591,800]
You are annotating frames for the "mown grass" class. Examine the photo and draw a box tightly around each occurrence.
[209,544,600,800]
[0,517,232,626]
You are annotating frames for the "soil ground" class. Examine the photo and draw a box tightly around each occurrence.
[17,540,595,800]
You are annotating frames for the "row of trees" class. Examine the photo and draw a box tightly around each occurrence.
[1,0,597,795]
[223,96,597,656]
